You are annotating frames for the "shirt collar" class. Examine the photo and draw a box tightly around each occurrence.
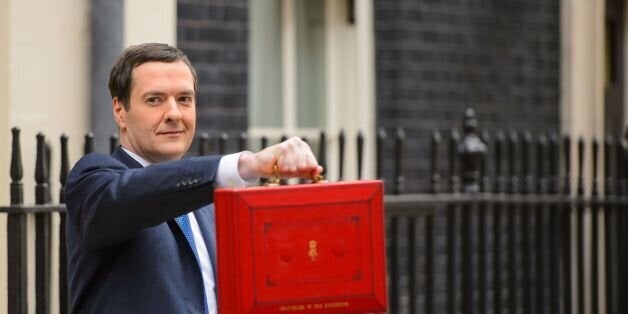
[120,147,152,167]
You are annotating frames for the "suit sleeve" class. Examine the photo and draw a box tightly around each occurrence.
[65,153,222,250]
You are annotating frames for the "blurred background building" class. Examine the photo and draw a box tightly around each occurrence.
[0,0,623,312]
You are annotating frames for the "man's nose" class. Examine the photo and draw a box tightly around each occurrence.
[164,98,182,122]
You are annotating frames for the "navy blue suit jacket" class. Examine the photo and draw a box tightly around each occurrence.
[65,147,222,313]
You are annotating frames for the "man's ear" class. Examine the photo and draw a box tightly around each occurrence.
[112,97,127,131]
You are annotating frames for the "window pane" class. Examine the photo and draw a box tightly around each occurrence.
[296,0,326,128]
[249,0,283,128]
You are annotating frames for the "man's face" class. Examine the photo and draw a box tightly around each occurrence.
[113,60,196,163]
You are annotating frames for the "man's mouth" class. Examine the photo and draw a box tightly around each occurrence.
[158,130,184,135]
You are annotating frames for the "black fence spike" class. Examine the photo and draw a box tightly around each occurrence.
[198,132,210,156]
[592,138,599,197]
[536,134,548,194]
[430,130,441,194]
[458,109,486,193]
[298,135,309,184]
[394,127,405,195]
[376,127,386,181]
[338,130,345,181]
[577,137,585,196]
[508,131,519,194]
[35,132,52,314]
[239,132,248,152]
[8,127,27,313]
[549,132,559,195]
[620,141,628,195]
[260,136,268,149]
[604,135,614,196]
[45,142,52,197]
[480,130,491,193]
[318,131,327,177]
[449,129,461,193]
[35,133,50,204]
[109,133,119,154]
[60,134,69,204]
[218,133,228,154]
[563,135,571,195]
[616,139,626,196]
[84,132,94,155]
[357,131,364,179]
[495,130,505,193]
[10,127,23,205]
[522,130,533,194]
[259,136,269,186]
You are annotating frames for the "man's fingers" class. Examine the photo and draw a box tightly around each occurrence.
[271,136,321,178]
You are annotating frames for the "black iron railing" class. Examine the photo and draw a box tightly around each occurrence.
[3,108,628,314]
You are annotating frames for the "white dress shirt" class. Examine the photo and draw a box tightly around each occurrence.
[122,148,256,314]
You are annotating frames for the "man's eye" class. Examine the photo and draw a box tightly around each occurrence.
[179,96,193,104]
[146,97,161,104]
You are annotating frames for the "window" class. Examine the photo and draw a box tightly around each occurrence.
[248,0,375,180]
[249,0,326,131]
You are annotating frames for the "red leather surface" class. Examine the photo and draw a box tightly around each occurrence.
[215,180,387,314]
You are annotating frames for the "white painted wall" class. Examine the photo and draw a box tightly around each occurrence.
[0,1,9,313]
[124,0,177,47]
[561,0,605,139]
[324,0,375,181]
[0,0,90,312]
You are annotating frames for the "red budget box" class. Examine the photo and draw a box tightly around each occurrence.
[214,180,387,314]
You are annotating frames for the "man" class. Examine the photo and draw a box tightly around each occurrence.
[65,43,323,313]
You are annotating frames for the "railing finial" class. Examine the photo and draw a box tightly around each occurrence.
[198,132,210,156]
[338,130,345,181]
[458,108,486,193]
[10,127,24,205]
[449,129,461,193]
[84,132,95,155]
[35,132,50,204]
[357,131,364,179]
[60,134,69,203]
[318,130,327,177]
[218,133,228,154]
[110,133,119,154]
[376,127,386,182]
[394,127,405,194]
[430,130,442,193]
[239,132,248,152]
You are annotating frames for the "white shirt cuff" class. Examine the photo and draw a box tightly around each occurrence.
[216,152,258,188]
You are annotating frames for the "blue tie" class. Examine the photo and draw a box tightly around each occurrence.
[176,214,198,258]
[176,214,209,314]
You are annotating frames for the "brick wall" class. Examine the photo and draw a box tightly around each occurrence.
[375,0,560,193]
[177,0,249,153]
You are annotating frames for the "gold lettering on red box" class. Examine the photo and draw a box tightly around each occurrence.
[278,301,350,311]
[308,240,318,261]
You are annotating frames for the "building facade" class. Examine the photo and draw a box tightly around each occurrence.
[0,0,624,312]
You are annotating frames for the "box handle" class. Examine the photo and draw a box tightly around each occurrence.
[265,164,326,186]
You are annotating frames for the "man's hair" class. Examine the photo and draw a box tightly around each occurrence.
[108,43,197,110]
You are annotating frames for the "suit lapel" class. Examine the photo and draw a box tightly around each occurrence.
[113,146,197,255]
[111,146,143,169]
[113,145,217,280]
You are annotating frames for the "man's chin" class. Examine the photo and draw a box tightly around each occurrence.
[154,143,190,161]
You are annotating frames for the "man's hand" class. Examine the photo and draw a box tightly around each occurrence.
[237,136,324,181]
